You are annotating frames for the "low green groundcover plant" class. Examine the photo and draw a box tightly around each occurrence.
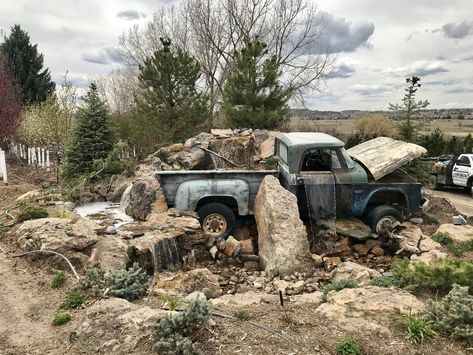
[52,312,71,326]
[335,336,363,355]
[17,204,48,222]
[51,271,66,289]
[61,291,84,309]
[392,258,473,292]
[322,279,359,302]
[432,232,473,257]
[368,275,401,288]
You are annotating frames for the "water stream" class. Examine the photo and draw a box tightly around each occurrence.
[74,201,134,228]
[148,236,182,272]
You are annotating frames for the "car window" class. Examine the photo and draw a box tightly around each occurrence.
[301,148,341,171]
[278,142,288,164]
[341,148,355,169]
[457,156,471,166]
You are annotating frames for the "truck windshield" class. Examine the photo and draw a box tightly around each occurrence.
[341,148,356,169]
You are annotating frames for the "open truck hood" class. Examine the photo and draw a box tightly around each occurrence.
[347,137,427,180]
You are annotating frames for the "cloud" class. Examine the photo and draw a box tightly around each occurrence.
[351,84,392,96]
[441,21,473,39]
[445,87,473,94]
[81,47,124,65]
[383,61,449,78]
[326,64,356,79]
[411,63,449,76]
[317,12,375,54]
[116,10,146,21]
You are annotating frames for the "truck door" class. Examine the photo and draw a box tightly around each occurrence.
[452,155,471,187]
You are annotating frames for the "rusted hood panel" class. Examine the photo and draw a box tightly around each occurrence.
[347,137,427,180]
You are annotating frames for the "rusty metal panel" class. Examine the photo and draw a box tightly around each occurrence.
[347,137,427,180]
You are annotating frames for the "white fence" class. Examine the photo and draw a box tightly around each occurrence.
[0,148,7,184]
[11,143,53,171]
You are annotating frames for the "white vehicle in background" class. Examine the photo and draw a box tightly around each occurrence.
[431,154,473,196]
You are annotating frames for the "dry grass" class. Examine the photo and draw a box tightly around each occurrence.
[289,118,473,138]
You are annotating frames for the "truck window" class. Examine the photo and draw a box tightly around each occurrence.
[341,148,356,169]
[278,142,288,164]
[301,148,341,171]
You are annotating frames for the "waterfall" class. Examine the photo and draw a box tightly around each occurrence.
[148,237,182,272]
[120,183,133,212]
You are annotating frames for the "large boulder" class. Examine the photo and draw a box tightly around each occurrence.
[330,261,381,285]
[93,235,131,271]
[393,222,441,255]
[316,286,424,334]
[209,136,255,167]
[436,224,473,243]
[255,175,313,276]
[71,298,167,354]
[336,218,373,241]
[125,176,164,220]
[15,218,100,254]
[154,268,222,299]
[177,146,211,170]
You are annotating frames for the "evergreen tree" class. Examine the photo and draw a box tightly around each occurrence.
[223,38,290,129]
[420,128,445,157]
[389,76,430,142]
[135,38,209,145]
[1,24,55,104]
[464,133,473,154]
[0,54,21,146]
[62,83,114,179]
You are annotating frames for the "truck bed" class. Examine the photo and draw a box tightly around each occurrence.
[156,170,279,212]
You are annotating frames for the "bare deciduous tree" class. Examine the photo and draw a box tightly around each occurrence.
[118,0,335,121]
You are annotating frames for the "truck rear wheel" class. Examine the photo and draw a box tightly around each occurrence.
[197,202,235,239]
[366,205,404,233]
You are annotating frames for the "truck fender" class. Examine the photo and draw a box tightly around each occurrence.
[354,187,409,216]
[174,179,250,215]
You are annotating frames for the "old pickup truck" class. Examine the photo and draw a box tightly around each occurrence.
[157,132,427,238]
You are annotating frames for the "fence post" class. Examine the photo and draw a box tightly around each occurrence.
[46,150,50,171]
[0,149,7,184]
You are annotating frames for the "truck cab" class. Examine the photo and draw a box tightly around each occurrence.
[431,153,473,194]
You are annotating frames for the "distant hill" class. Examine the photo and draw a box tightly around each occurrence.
[289,108,473,120]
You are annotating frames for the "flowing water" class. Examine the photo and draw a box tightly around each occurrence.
[119,183,133,211]
[74,201,134,228]
[147,236,182,272]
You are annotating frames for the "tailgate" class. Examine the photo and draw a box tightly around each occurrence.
[347,137,427,180]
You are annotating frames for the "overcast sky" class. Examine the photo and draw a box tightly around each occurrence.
[1,0,472,110]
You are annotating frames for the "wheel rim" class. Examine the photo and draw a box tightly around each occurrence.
[203,213,227,235]
[375,216,397,233]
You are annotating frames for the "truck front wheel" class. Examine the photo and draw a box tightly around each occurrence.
[366,205,404,233]
[197,202,236,239]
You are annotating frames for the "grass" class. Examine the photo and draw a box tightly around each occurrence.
[57,208,71,219]
[52,312,71,326]
[61,291,84,309]
[159,293,184,311]
[432,232,453,245]
[335,336,363,355]
[51,271,66,289]
[400,310,436,345]
[322,279,359,302]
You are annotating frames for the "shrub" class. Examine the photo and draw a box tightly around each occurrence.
[322,279,359,302]
[400,310,435,344]
[80,265,107,297]
[17,204,48,222]
[263,157,278,170]
[61,291,84,309]
[432,232,473,257]
[426,284,473,345]
[368,276,400,288]
[51,271,66,289]
[335,336,363,355]
[392,258,473,292]
[52,312,71,326]
[153,298,211,354]
[106,263,148,301]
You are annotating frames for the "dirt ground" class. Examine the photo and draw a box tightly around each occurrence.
[0,156,472,354]
[426,188,473,217]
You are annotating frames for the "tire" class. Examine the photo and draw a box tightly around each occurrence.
[366,205,404,233]
[197,202,235,239]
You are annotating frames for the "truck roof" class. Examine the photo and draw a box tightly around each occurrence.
[278,132,344,148]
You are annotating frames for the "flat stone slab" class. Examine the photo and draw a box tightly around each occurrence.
[336,218,373,241]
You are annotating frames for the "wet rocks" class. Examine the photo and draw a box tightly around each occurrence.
[255,175,313,276]
[154,268,222,299]
[336,218,373,241]
[125,177,163,220]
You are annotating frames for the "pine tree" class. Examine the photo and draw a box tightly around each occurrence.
[135,38,209,145]
[0,54,21,146]
[389,76,430,142]
[62,83,114,179]
[1,24,55,104]
[223,38,290,129]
